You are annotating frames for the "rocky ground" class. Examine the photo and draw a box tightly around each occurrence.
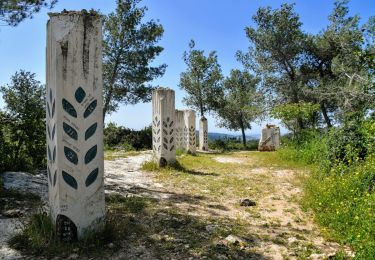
[0,151,352,259]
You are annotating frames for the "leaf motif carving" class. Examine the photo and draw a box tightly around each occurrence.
[85,145,97,164]
[47,146,52,161]
[63,122,78,140]
[75,87,86,103]
[53,170,57,187]
[52,146,56,161]
[47,125,51,139]
[62,171,78,190]
[52,100,55,118]
[62,99,77,118]
[85,123,97,140]
[84,100,97,118]
[49,89,53,103]
[48,167,52,184]
[64,146,78,165]
[52,124,56,140]
[85,168,99,187]
[47,102,51,118]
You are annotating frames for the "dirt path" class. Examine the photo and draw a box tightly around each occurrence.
[1,151,351,259]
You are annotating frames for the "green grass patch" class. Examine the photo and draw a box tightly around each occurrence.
[104,150,141,160]
[8,194,152,258]
[277,136,375,258]
[301,158,375,259]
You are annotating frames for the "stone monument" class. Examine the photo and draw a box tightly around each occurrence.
[199,116,208,151]
[46,10,105,241]
[258,124,281,151]
[174,110,185,151]
[152,88,176,166]
[184,110,196,154]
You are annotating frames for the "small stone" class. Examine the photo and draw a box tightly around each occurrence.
[73,248,79,252]
[205,224,217,233]
[309,253,326,260]
[287,237,297,244]
[184,244,190,249]
[3,209,23,218]
[224,235,245,246]
[68,254,79,259]
[107,243,114,249]
[216,254,228,260]
[239,198,256,207]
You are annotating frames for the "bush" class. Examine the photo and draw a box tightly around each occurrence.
[278,130,329,166]
[104,123,152,151]
[278,119,375,258]
[326,121,368,166]
[0,71,46,173]
[209,138,259,151]
[303,156,375,258]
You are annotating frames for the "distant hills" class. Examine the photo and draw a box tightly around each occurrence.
[196,131,260,141]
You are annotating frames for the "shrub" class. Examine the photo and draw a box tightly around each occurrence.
[303,156,375,258]
[326,121,368,166]
[104,123,152,151]
[0,71,46,172]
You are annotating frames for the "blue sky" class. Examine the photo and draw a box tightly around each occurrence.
[0,0,374,136]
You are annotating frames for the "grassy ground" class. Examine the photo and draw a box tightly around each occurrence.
[7,151,351,259]
[103,149,142,160]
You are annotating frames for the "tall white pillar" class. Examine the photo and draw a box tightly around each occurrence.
[184,110,196,154]
[199,116,208,151]
[175,110,185,151]
[152,88,176,166]
[46,11,105,241]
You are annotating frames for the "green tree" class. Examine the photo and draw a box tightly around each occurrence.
[179,40,223,117]
[0,0,57,26]
[103,0,166,121]
[216,69,264,147]
[1,71,46,171]
[238,3,306,129]
[302,0,374,126]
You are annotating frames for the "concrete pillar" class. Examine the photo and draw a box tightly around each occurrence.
[174,110,185,151]
[46,10,105,241]
[152,88,176,166]
[199,116,208,151]
[258,124,280,151]
[274,126,281,149]
[184,110,196,154]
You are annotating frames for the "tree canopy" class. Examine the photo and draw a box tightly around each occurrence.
[0,0,57,26]
[179,40,223,118]
[102,0,166,120]
[216,69,264,147]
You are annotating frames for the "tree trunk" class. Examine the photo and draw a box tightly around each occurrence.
[241,126,246,148]
[239,115,246,148]
[320,103,332,128]
[103,85,113,123]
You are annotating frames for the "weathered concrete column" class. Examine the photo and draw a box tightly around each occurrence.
[258,124,281,151]
[152,88,176,166]
[175,110,185,151]
[184,110,196,154]
[46,10,105,241]
[199,116,208,151]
